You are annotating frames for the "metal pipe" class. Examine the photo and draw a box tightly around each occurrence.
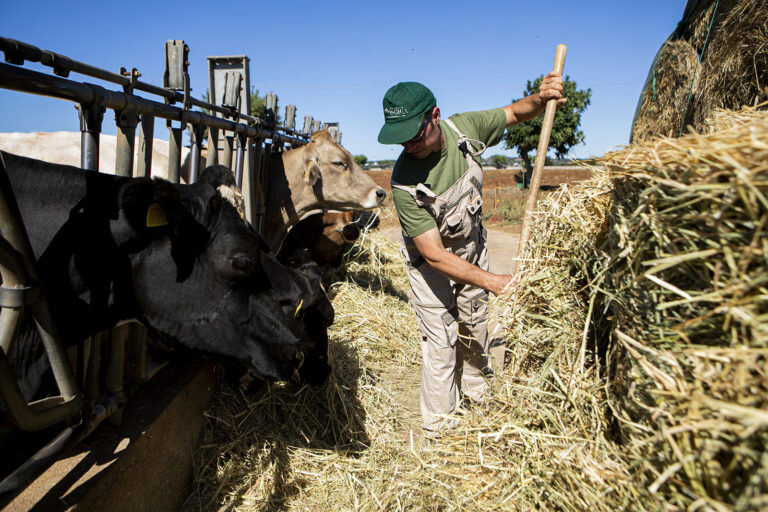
[249,141,264,234]
[222,135,234,170]
[106,326,127,425]
[234,133,246,188]
[189,124,206,184]
[136,114,154,178]
[207,128,219,165]
[115,108,138,177]
[0,38,306,137]
[77,103,102,171]
[0,63,308,146]
[167,126,183,183]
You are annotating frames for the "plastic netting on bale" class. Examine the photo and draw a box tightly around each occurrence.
[631,0,767,143]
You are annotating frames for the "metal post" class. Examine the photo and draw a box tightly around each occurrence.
[106,327,126,425]
[167,125,183,183]
[222,134,235,170]
[136,114,154,178]
[115,106,139,177]
[285,105,296,131]
[252,139,267,235]
[76,103,104,171]
[234,132,247,188]
[188,123,206,184]
[303,115,313,135]
[245,138,262,225]
[207,127,219,165]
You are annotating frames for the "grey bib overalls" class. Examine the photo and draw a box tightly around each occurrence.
[392,119,495,433]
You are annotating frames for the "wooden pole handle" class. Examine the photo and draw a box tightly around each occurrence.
[515,44,567,271]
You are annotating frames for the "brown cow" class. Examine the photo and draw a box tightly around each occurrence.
[260,130,385,254]
[280,211,360,267]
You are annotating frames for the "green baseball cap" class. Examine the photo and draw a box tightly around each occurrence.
[377,82,436,144]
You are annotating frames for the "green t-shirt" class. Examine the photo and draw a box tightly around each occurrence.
[391,108,506,237]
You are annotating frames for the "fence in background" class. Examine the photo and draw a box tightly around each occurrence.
[0,36,339,501]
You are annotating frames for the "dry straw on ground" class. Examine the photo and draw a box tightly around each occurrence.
[185,108,766,511]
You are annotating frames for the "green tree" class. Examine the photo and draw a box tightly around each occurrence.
[503,76,591,187]
[354,154,368,167]
[250,87,265,118]
[490,154,508,169]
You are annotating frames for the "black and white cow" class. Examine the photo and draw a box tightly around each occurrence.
[0,151,332,403]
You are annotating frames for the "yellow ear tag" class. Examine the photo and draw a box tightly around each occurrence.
[294,299,304,318]
[146,202,168,228]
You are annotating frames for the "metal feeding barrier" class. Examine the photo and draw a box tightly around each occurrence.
[0,36,340,501]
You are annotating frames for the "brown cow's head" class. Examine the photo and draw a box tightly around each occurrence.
[301,130,386,209]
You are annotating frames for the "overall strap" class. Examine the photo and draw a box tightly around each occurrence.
[443,118,487,157]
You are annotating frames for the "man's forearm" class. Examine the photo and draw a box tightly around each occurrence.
[422,247,512,296]
[503,94,546,126]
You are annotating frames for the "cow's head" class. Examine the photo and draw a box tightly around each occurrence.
[112,167,319,382]
[300,130,386,209]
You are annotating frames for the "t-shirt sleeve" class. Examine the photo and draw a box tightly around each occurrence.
[392,187,437,238]
[451,108,507,148]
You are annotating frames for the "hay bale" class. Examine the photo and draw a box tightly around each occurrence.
[595,107,768,509]
[631,40,700,143]
[689,0,768,129]
[632,0,768,141]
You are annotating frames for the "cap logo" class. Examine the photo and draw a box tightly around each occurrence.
[384,106,408,120]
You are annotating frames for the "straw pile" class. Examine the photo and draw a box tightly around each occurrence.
[632,0,767,142]
[593,107,768,510]
[184,108,766,511]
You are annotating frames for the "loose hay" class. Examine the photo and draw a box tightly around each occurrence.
[185,108,767,511]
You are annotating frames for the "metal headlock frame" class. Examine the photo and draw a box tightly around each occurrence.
[0,36,326,501]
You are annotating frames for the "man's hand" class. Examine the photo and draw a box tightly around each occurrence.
[504,71,567,126]
[538,71,567,109]
[487,273,521,296]
[412,228,518,295]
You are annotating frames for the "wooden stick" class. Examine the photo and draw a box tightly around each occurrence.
[514,44,567,272]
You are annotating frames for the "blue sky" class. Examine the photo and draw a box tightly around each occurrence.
[0,1,685,162]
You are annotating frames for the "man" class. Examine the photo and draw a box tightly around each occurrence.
[378,73,565,435]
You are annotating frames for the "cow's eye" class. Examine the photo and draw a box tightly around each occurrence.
[332,160,345,167]
[231,256,252,270]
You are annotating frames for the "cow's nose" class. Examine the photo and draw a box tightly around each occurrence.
[376,188,386,201]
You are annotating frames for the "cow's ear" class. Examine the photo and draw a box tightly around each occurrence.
[303,161,321,186]
[117,178,182,243]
